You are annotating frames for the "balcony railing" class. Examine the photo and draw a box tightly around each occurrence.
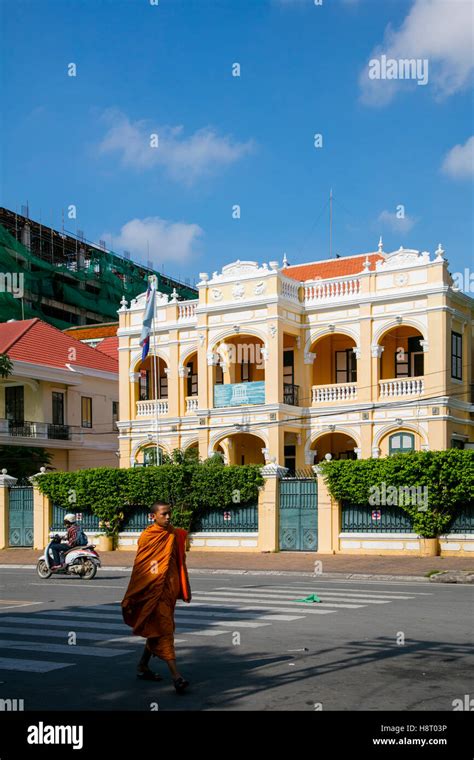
[283,383,299,406]
[379,378,424,398]
[47,424,71,440]
[6,420,71,440]
[312,383,357,403]
[186,396,199,413]
[304,276,361,305]
[136,399,169,416]
[178,300,198,321]
[214,381,265,408]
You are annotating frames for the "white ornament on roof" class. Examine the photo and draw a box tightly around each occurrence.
[207,260,275,285]
[378,236,384,253]
[282,253,289,268]
[434,243,445,262]
[375,247,430,271]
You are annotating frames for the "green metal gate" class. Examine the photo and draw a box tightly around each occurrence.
[279,476,318,551]
[9,481,34,547]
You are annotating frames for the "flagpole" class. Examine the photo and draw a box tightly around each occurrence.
[151,275,160,466]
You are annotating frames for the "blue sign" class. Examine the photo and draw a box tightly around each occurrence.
[214,381,265,408]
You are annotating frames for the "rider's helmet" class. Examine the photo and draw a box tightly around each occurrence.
[64,513,77,524]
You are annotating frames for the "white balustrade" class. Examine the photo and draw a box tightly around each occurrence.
[280,279,300,302]
[178,300,198,321]
[379,378,425,398]
[312,383,357,403]
[136,400,169,416]
[186,397,199,413]
[304,277,361,303]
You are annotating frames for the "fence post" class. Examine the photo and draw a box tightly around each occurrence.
[0,469,17,549]
[314,470,339,554]
[31,469,51,550]
[258,463,288,552]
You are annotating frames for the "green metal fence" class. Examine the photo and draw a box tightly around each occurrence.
[191,505,258,533]
[51,504,101,532]
[447,505,474,533]
[341,503,414,533]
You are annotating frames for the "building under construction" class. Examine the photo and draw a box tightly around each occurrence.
[0,207,197,329]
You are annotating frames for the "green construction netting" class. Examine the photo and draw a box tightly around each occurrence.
[0,224,197,327]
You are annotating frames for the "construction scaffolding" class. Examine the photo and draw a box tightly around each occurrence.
[0,207,197,328]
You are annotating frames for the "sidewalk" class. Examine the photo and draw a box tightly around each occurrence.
[1,548,473,578]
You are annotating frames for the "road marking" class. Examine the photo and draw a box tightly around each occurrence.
[175,616,270,629]
[273,583,434,594]
[211,588,406,602]
[187,597,335,615]
[29,583,126,589]
[0,616,129,632]
[0,657,74,673]
[0,639,132,657]
[0,601,43,610]
[176,628,230,637]
[0,626,137,642]
[191,593,364,609]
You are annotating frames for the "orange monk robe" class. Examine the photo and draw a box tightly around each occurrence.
[121,524,191,661]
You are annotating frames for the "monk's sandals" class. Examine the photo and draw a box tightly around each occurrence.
[173,676,189,694]
[137,668,163,681]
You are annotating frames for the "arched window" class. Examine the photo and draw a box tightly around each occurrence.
[389,433,415,454]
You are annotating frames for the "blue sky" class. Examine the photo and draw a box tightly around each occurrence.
[1,0,473,283]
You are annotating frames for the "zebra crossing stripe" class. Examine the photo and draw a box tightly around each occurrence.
[188,597,335,615]
[205,590,391,605]
[0,626,136,642]
[214,586,417,600]
[0,616,129,632]
[0,639,132,657]
[191,593,363,609]
[0,657,74,673]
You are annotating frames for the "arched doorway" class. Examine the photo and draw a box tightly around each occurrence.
[378,326,425,398]
[310,432,359,463]
[212,334,265,409]
[309,333,358,403]
[214,433,266,465]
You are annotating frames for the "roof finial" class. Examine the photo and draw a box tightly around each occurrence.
[378,236,383,253]
[170,287,179,303]
[282,252,289,268]
[435,243,445,261]
[363,255,370,271]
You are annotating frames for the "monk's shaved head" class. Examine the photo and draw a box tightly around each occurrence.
[150,501,172,529]
[150,501,171,514]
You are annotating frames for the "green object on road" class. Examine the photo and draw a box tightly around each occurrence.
[293,593,321,604]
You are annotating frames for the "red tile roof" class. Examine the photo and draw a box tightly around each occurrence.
[0,319,118,373]
[95,336,119,360]
[283,252,384,282]
[63,323,118,340]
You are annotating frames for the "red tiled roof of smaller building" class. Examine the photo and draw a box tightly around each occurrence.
[95,336,119,360]
[63,322,118,340]
[283,252,384,282]
[0,318,118,373]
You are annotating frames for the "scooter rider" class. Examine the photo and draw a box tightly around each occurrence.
[49,513,82,569]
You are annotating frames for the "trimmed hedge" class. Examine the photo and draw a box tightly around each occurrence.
[320,450,474,538]
[35,464,264,535]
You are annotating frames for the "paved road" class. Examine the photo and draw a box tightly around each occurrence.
[0,567,472,711]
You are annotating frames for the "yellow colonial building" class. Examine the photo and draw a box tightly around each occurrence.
[117,243,473,472]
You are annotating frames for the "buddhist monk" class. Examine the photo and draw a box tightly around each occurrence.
[121,501,192,693]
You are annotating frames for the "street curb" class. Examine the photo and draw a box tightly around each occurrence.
[3,564,473,583]
[0,564,430,581]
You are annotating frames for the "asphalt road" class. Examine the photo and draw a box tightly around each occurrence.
[0,567,472,712]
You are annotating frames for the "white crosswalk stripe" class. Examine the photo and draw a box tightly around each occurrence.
[0,580,428,673]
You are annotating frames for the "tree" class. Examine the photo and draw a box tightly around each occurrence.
[0,354,13,379]
[0,446,53,480]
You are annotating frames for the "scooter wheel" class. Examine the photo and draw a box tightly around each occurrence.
[81,559,97,580]
[37,560,52,579]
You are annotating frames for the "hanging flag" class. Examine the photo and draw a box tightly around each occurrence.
[139,280,156,361]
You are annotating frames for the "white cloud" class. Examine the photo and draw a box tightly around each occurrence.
[359,0,474,106]
[441,135,474,179]
[378,209,417,233]
[102,217,204,266]
[97,110,254,185]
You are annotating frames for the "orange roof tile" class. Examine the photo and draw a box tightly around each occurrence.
[95,336,118,360]
[0,319,118,374]
[283,253,384,282]
[63,323,118,340]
